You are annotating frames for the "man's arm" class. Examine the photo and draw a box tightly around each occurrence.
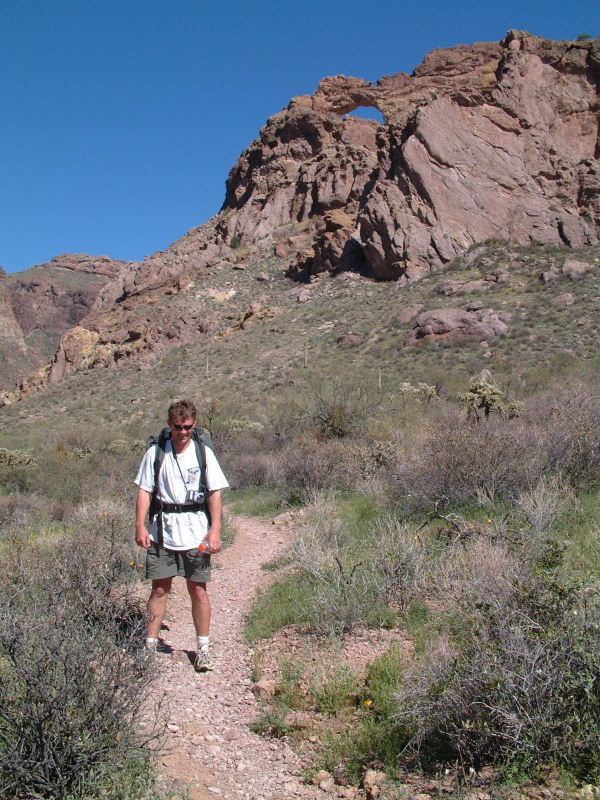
[207,489,222,553]
[135,487,153,549]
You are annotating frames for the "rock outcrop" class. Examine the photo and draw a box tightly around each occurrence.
[220,30,598,283]
[406,307,509,346]
[0,268,44,396]
[6,254,128,361]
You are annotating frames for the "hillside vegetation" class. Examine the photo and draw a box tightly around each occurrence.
[0,322,598,797]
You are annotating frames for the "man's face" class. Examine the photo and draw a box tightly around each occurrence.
[169,416,195,448]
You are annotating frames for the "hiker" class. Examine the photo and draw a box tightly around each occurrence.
[135,398,229,671]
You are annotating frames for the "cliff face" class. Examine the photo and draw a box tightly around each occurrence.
[4,31,599,398]
[8,254,126,352]
[0,268,45,389]
[221,30,598,282]
[0,254,128,394]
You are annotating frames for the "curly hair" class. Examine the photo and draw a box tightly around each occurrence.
[167,398,197,423]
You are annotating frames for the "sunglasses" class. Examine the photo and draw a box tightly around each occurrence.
[172,424,194,431]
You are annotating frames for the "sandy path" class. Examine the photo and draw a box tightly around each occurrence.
[140,514,319,800]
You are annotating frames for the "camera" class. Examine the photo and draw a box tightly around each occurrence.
[185,489,205,504]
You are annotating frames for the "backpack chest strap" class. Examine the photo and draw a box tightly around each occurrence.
[157,501,206,513]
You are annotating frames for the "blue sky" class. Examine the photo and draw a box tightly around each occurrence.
[1,0,597,274]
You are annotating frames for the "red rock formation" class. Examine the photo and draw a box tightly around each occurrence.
[221,31,598,283]
[7,254,128,355]
[88,30,599,302]
[0,268,44,396]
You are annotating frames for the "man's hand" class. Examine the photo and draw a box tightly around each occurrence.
[207,489,223,553]
[207,528,222,554]
[136,526,152,549]
[135,488,153,549]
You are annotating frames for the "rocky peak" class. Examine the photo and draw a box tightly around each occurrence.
[219,30,598,283]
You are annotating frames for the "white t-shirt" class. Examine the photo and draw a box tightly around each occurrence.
[135,440,229,550]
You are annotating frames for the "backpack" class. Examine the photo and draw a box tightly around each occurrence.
[146,427,214,540]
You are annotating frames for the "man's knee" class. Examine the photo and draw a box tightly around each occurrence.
[150,579,172,599]
[187,580,208,599]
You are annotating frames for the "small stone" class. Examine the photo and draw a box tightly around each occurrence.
[552,292,575,306]
[337,788,360,799]
[540,270,559,283]
[363,769,387,799]
[284,710,313,730]
[319,778,336,791]
[166,723,180,732]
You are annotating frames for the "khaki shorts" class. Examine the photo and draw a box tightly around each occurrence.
[145,542,211,583]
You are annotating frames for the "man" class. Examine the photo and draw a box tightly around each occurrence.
[135,398,228,671]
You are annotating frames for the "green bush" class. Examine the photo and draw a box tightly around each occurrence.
[318,645,408,781]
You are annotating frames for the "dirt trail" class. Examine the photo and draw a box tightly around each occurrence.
[140,513,319,800]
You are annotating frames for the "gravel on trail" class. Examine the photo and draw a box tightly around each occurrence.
[139,514,325,800]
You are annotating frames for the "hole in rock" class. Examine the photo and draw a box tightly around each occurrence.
[344,107,385,124]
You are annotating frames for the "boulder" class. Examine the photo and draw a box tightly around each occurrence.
[562,259,595,280]
[407,307,508,346]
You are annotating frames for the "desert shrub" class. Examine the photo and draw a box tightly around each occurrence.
[307,383,369,440]
[0,507,158,799]
[310,663,361,716]
[0,447,35,467]
[516,474,578,535]
[223,449,280,489]
[395,409,545,510]
[288,495,395,635]
[394,541,600,779]
[0,491,54,541]
[277,433,365,495]
[318,644,408,781]
[0,446,140,511]
[459,374,523,420]
[391,381,599,512]
[368,515,428,610]
[529,382,600,489]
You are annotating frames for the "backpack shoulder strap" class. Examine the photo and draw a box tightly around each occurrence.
[193,428,213,526]
[192,429,208,492]
[152,427,171,494]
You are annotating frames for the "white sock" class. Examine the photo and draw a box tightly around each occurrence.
[197,636,210,651]
[145,637,158,650]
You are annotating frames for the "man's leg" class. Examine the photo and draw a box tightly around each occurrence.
[187,580,213,671]
[187,580,211,636]
[147,577,173,639]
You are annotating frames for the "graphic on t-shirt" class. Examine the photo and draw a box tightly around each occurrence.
[186,466,200,486]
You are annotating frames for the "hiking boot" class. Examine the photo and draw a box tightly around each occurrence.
[144,638,158,653]
[194,647,214,672]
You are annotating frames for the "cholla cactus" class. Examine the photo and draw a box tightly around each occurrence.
[398,381,438,404]
[460,372,523,420]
